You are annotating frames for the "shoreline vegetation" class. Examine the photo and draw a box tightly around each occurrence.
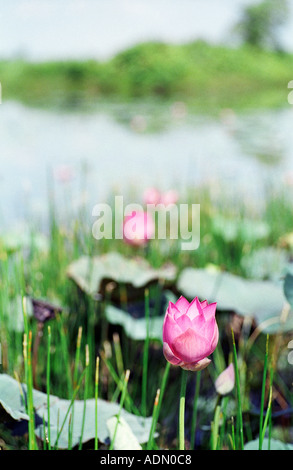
[0,40,291,112]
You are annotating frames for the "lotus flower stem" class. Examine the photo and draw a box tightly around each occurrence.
[211,404,221,450]
[179,369,188,450]
[190,370,201,450]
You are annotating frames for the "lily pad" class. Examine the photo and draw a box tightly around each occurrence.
[284,264,293,309]
[0,373,45,422]
[177,267,293,334]
[106,416,142,450]
[0,374,153,449]
[67,252,176,300]
[212,215,269,243]
[244,437,293,450]
[105,305,164,341]
[36,395,152,449]
[241,247,289,281]
[104,290,176,341]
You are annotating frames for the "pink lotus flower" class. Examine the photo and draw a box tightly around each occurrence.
[215,363,235,395]
[123,210,155,247]
[54,164,74,183]
[160,189,178,206]
[143,188,179,207]
[143,187,161,206]
[163,296,218,371]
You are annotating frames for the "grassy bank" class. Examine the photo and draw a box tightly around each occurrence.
[0,40,292,112]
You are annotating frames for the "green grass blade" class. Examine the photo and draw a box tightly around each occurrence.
[46,325,52,450]
[78,344,90,450]
[259,334,269,450]
[231,328,244,450]
[109,369,130,450]
[95,356,100,450]
[141,288,150,417]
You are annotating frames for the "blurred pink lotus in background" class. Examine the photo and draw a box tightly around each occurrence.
[143,187,179,207]
[170,101,187,120]
[143,187,161,206]
[160,189,179,206]
[283,170,293,187]
[163,296,218,371]
[54,164,75,183]
[123,210,155,246]
[215,363,235,395]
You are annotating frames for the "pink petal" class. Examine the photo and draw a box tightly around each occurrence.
[166,301,182,320]
[210,321,219,352]
[171,328,211,364]
[160,190,178,206]
[162,313,182,344]
[215,364,235,395]
[176,313,192,332]
[191,312,207,331]
[175,296,190,315]
[180,357,211,371]
[143,187,161,206]
[202,302,217,321]
[186,297,202,320]
[123,211,154,246]
[200,300,208,308]
[163,342,182,365]
[193,315,216,338]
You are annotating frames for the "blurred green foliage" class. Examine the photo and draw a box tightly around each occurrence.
[0,40,291,111]
[236,0,289,50]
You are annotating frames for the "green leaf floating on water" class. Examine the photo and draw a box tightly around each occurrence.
[105,304,163,341]
[284,264,293,309]
[241,247,289,281]
[244,438,293,450]
[104,290,177,341]
[0,374,153,449]
[107,416,142,450]
[212,215,270,243]
[177,267,293,334]
[67,252,176,299]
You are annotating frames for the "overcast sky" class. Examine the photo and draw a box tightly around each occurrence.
[0,0,292,61]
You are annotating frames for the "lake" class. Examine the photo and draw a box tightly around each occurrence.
[0,99,292,229]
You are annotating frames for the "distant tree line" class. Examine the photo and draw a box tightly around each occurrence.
[236,0,289,51]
